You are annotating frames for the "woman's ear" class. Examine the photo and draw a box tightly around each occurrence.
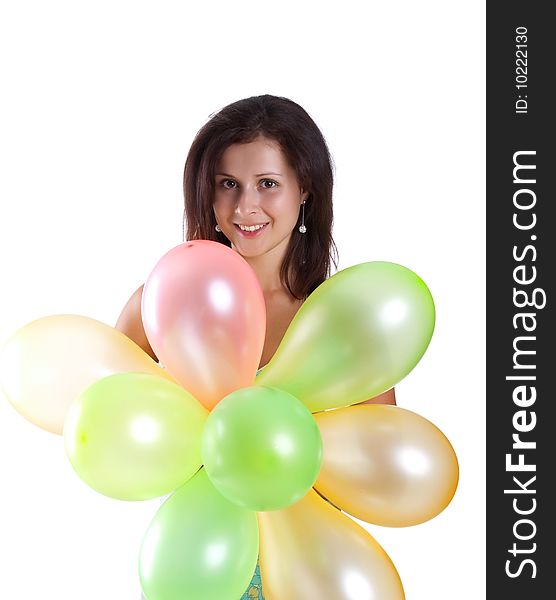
[301,190,309,204]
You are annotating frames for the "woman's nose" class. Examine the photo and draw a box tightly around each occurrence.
[235,186,259,215]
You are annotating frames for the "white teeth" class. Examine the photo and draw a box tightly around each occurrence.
[238,223,267,232]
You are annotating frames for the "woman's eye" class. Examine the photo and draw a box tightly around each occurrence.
[221,179,237,189]
[260,179,277,189]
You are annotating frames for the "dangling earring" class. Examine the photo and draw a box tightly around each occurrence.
[298,201,307,233]
[215,224,222,232]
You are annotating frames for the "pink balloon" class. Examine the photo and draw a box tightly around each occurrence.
[142,241,266,410]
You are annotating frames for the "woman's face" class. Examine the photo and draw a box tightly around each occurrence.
[213,136,307,260]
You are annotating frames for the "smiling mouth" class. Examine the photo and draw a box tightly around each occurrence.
[234,223,269,236]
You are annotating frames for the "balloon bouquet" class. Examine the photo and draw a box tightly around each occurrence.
[0,240,458,600]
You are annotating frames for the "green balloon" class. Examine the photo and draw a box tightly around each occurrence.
[202,386,323,511]
[255,261,436,412]
[139,469,259,600]
[64,373,207,500]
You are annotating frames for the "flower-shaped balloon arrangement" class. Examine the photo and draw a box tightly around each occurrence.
[0,241,458,600]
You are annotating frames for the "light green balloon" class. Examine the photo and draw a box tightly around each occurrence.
[64,373,207,500]
[255,262,436,411]
[202,386,323,511]
[139,469,259,600]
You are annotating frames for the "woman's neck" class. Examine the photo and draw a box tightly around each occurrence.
[234,239,289,294]
[244,255,283,293]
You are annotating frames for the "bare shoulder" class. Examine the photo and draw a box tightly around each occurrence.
[115,284,157,360]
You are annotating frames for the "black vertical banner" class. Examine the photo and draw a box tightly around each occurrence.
[487,2,555,597]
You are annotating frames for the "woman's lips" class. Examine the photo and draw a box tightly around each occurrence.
[234,223,269,238]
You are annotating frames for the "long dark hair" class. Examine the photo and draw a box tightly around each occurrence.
[183,94,338,300]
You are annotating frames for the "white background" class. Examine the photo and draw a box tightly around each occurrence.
[0,1,485,598]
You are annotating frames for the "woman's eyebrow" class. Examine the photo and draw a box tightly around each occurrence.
[255,172,283,177]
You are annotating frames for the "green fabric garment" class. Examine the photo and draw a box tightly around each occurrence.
[241,561,264,599]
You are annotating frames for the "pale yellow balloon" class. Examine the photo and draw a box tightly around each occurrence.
[314,405,459,527]
[0,315,173,434]
[258,488,405,600]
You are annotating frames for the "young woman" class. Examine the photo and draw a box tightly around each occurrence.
[116,94,395,600]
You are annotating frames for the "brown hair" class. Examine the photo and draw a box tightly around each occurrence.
[183,95,338,300]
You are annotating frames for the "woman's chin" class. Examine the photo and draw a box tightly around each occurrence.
[231,233,291,262]
[232,245,264,260]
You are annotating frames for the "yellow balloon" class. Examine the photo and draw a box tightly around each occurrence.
[258,488,405,600]
[314,405,459,527]
[0,315,173,434]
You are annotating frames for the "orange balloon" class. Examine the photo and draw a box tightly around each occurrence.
[314,405,459,527]
[258,488,405,600]
[0,315,173,434]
